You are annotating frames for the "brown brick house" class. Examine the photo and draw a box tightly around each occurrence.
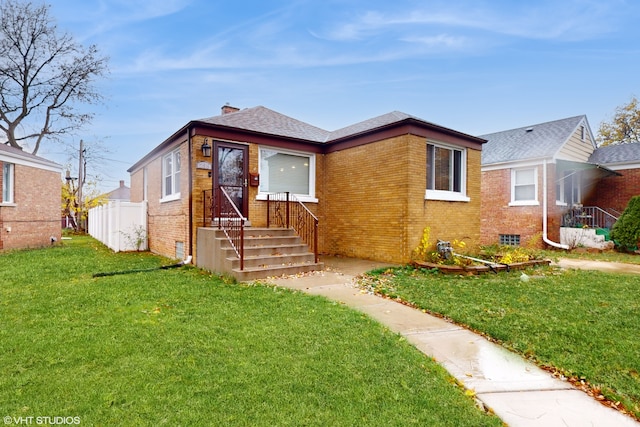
[480,115,621,249]
[0,144,62,250]
[128,105,485,275]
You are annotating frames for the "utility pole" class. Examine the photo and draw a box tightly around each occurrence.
[77,139,84,231]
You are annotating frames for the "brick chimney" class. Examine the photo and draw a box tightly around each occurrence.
[221,104,240,115]
[119,180,125,188]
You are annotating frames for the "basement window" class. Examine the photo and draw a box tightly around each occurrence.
[499,234,521,246]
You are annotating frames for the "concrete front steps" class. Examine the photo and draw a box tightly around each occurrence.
[560,227,614,250]
[196,227,323,281]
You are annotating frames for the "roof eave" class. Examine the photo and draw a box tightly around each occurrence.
[328,117,486,146]
[128,122,193,173]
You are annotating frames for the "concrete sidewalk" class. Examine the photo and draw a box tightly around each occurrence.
[554,258,640,274]
[267,256,639,427]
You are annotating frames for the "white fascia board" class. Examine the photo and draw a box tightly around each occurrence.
[481,157,548,172]
[0,152,62,173]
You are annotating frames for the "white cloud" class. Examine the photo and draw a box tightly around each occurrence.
[320,1,620,43]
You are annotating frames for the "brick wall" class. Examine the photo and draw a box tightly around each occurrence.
[421,148,482,253]
[583,168,640,213]
[324,135,482,263]
[481,163,563,248]
[131,142,191,260]
[0,162,61,250]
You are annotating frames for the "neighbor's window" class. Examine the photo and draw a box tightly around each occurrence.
[510,168,538,205]
[426,142,469,202]
[162,148,181,201]
[2,163,14,204]
[258,147,316,202]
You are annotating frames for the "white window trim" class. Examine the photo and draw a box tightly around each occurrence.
[2,163,14,204]
[160,148,181,203]
[509,167,539,206]
[425,189,470,202]
[257,146,317,203]
[425,141,469,202]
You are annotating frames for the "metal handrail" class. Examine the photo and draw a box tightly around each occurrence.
[562,206,619,229]
[267,192,319,263]
[203,189,213,226]
[216,186,245,270]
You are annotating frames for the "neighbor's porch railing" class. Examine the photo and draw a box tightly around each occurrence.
[561,206,619,229]
[267,192,319,263]
[203,187,245,270]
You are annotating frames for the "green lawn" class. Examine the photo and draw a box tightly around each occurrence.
[0,236,501,426]
[361,266,640,420]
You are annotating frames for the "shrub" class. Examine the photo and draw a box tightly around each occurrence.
[610,195,640,251]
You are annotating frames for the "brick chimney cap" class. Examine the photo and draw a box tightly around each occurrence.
[221,104,240,115]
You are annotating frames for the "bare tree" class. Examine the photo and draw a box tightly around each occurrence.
[0,0,108,154]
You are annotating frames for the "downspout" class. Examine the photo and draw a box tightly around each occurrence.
[187,125,193,258]
[542,159,569,249]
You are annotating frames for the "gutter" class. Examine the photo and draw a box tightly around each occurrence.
[542,159,569,250]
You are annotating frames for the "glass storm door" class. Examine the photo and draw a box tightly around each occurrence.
[213,142,248,217]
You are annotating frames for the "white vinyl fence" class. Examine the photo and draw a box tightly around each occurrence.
[88,201,147,252]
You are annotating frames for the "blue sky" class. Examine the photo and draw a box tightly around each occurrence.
[40,0,640,191]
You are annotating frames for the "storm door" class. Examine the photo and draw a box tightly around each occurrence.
[213,142,248,217]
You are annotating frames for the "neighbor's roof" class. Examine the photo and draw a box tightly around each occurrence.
[480,115,587,165]
[106,184,131,201]
[0,143,62,172]
[588,142,640,164]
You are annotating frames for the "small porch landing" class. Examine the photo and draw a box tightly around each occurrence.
[196,227,324,281]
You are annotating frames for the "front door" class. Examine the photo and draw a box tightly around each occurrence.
[213,141,248,217]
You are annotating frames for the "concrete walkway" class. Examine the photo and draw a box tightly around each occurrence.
[554,258,640,274]
[267,256,639,427]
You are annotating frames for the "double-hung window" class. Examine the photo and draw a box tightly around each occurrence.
[426,142,469,202]
[258,147,316,202]
[2,163,14,204]
[162,148,181,201]
[510,168,538,206]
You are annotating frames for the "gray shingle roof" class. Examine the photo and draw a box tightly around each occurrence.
[480,115,586,165]
[197,106,330,143]
[589,142,640,164]
[196,106,455,143]
[129,105,485,173]
[329,111,423,140]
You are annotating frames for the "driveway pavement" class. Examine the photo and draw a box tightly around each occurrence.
[266,255,640,427]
